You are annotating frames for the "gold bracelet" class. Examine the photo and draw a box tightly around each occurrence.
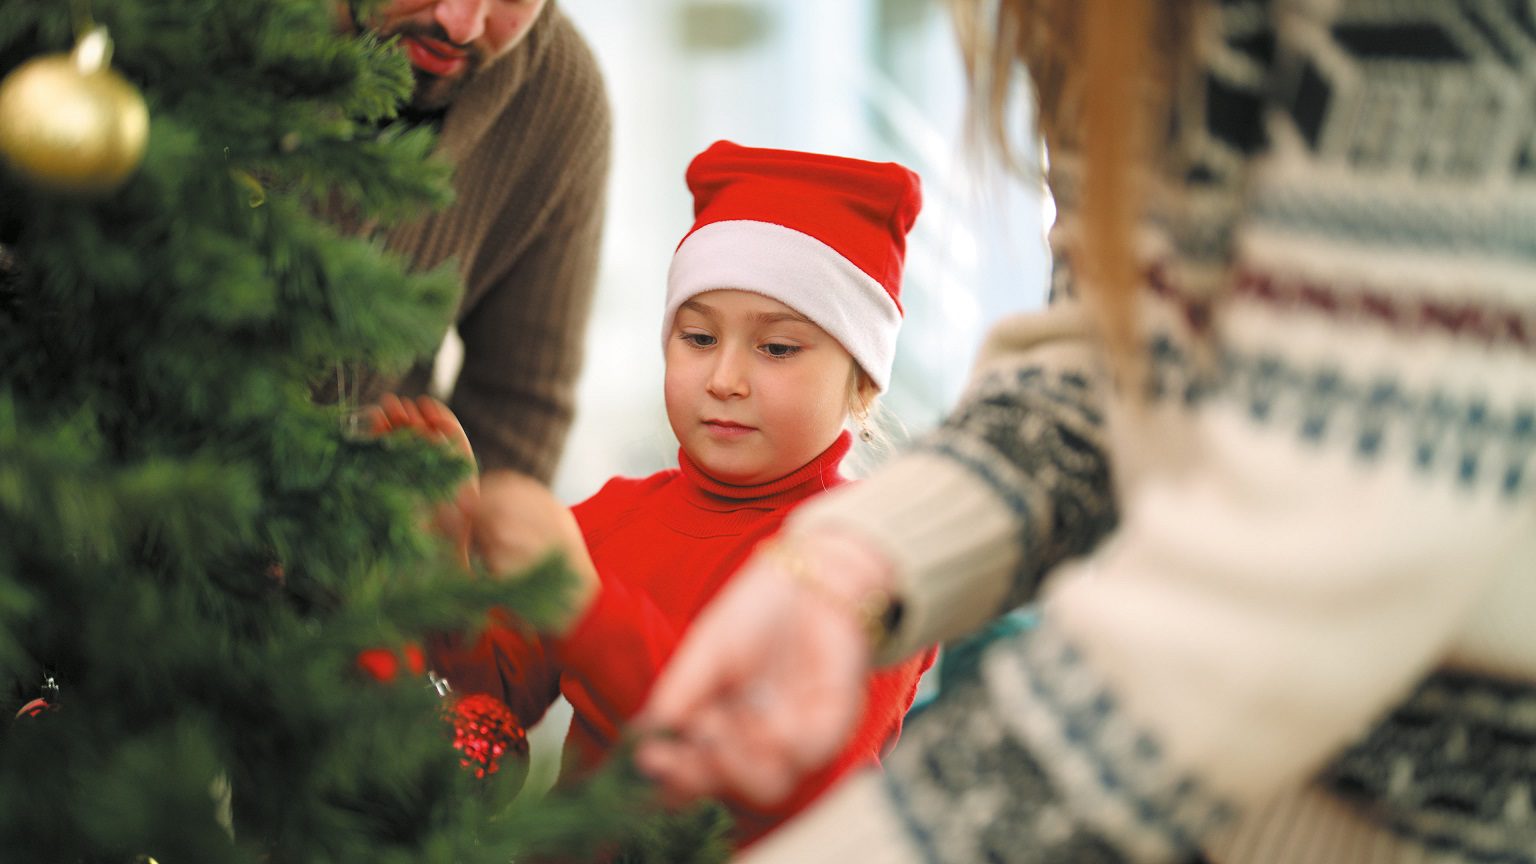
[764,539,902,654]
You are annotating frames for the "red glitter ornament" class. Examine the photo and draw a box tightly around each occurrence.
[448,693,528,778]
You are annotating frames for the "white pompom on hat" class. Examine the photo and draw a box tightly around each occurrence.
[663,140,922,392]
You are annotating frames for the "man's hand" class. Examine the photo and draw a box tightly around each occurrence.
[367,394,480,568]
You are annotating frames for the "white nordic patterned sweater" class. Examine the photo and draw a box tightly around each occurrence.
[747,1,1536,862]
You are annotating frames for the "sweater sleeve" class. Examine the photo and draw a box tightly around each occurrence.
[786,300,1118,664]
[546,474,686,742]
[547,574,679,731]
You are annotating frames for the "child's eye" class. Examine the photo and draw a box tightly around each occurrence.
[761,342,800,358]
[680,332,716,348]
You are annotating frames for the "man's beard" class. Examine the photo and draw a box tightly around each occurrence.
[386,22,484,112]
[409,70,471,113]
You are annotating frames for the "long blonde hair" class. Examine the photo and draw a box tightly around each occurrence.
[949,0,1201,385]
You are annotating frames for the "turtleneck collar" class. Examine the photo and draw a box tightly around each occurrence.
[675,431,853,511]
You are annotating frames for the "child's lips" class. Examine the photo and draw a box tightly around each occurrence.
[404,36,467,77]
[703,419,755,438]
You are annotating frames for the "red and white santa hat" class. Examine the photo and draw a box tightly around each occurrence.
[664,140,922,392]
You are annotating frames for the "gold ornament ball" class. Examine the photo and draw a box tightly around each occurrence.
[0,51,149,195]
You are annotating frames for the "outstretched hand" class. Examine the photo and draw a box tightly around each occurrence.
[634,530,896,807]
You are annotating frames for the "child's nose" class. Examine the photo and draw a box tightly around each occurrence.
[434,0,489,45]
[706,350,750,399]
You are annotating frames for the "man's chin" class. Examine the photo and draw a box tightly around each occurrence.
[408,74,467,113]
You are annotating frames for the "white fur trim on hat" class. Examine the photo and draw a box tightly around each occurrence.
[663,220,902,392]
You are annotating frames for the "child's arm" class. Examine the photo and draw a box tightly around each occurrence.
[546,573,683,734]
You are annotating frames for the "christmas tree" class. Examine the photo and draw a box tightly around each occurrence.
[0,2,720,861]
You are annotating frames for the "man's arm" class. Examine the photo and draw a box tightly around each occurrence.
[442,10,613,481]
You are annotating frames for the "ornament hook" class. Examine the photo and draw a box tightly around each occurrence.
[73,26,113,76]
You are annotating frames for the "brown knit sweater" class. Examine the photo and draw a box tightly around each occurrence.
[386,3,611,481]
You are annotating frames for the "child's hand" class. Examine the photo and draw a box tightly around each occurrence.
[472,470,599,633]
[365,394,480,568]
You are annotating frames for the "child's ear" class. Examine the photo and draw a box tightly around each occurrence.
[855,374,881,412]
[847,369,879,422]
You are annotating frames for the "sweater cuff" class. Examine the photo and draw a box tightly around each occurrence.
[785,452,1020,666]
[734,772,929,864]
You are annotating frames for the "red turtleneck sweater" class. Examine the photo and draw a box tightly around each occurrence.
[427,432,934,845]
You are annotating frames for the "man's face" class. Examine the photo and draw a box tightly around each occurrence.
[365,0,549,111]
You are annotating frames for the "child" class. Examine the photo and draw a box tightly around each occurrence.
[386,140,934,847]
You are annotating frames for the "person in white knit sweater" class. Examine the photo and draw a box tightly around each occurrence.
[634,1,1536,862]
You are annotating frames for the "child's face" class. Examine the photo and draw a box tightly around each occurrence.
[665,290,857,485]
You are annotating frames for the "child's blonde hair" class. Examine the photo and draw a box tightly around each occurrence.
[846,365,898,463]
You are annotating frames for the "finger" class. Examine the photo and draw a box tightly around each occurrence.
[378,392,403,419]
[417,397,471,453]
[719,751,798,808]
[656,677,795,806]
[361,405,390,437]
[634,734,681,785]
[638,727,722,803]
[639,747,710,807]
[413,396,449,443]
[399,397,429,437]
[381,393,415,432]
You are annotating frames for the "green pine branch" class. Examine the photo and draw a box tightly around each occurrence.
[0,0,721,859]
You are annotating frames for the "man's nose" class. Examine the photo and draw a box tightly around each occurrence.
[434,0,489,45]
